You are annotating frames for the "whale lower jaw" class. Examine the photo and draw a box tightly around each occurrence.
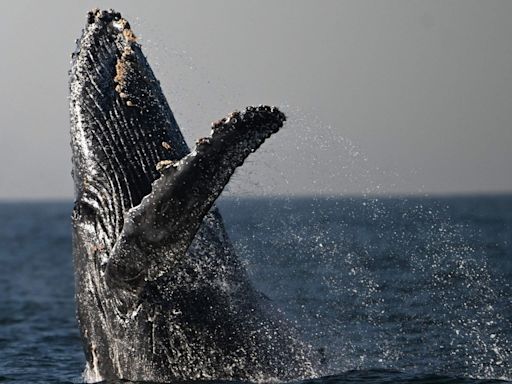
[70,9,317,382]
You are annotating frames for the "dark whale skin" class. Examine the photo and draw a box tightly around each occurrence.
[70,9,317,382]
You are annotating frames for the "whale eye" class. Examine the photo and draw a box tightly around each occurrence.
[73,200,97,222]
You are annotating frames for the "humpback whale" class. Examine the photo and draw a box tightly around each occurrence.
[70,9,317,382]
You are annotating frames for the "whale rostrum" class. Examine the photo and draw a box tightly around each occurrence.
[70,8,317,382]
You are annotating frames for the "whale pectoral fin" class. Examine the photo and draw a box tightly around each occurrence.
[105,105,285,289]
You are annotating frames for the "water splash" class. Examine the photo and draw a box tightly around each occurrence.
[220,195,511,381]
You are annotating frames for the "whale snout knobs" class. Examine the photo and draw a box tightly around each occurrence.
[71,9,317,382]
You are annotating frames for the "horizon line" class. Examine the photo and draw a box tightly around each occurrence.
[1,190,512,204]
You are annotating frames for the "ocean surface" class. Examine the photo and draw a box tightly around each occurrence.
[0,196,510,383]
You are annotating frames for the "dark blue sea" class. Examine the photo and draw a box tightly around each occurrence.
[0,196,510,383]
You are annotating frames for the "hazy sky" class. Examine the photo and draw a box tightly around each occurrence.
[1,1,511,199]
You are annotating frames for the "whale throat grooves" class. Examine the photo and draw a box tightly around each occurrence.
[70,8,317,382]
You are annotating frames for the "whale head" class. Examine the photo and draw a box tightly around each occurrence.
[70,9,285,247]
[70,9,190,243]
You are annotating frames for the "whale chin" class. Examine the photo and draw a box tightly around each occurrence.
[70,8,316,382]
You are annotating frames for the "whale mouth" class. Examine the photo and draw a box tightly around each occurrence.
[70,9,190,237]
